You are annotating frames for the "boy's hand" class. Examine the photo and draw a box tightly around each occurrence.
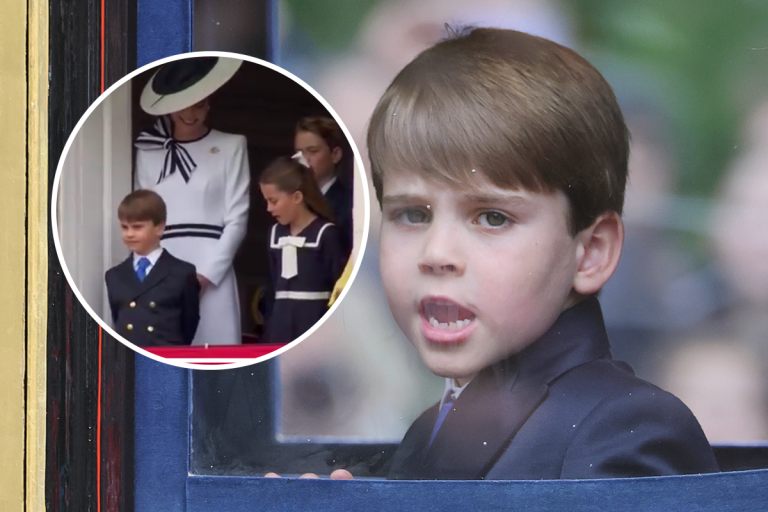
[197,274,211,294]
[263,470,353,480]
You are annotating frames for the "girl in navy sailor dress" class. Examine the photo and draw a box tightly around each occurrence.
[259,156,347,343]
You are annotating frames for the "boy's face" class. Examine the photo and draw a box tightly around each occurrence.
[120,219,164,256]
[294,131,341,184]
[379,171,581,384]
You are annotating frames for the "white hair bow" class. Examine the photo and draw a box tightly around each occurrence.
[292,151,309,168]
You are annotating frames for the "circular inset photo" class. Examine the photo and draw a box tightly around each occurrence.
[52,51,370,369]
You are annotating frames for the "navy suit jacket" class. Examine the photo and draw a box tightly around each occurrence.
[324,179,353,260]
[105,250,201,347]
[388,296,719,480]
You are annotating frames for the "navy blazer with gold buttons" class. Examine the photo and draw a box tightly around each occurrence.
[105,250,201,347]
[388,296,720,480]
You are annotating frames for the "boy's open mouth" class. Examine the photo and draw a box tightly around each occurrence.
[420,298,476,331]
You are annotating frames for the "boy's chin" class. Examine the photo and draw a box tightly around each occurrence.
[130,242,160,254]
[418,350,483,383]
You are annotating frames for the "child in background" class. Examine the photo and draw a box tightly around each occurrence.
[294,116,354,259]
[259,154,346,344]
[105,190,200,347]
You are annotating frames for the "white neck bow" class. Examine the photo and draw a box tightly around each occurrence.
[277,236,306,279]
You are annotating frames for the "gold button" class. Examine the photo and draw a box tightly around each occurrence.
[149,301,156,308]
[129,301,136,308]
[126,324,133,331]
[147,326,154,333]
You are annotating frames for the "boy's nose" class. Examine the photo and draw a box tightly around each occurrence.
[419,258,464,276]
[418,226,465,276]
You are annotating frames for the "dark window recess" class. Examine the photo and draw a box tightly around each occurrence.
[713,446,768,473]
[190,363,399,477]
[193,0,276,59]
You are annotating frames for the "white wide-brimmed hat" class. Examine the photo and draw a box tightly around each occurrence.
[140,56,242,116]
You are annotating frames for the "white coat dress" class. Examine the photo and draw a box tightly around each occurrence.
[135,123,250,345]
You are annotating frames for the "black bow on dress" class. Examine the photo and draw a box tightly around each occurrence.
[135,116,197,184]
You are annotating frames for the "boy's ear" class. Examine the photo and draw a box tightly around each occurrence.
[331,146,342,165]
[572,211,624,296]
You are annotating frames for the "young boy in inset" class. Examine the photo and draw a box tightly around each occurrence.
[367,27,719,480]
[294,116,354,259]
[105,190,201,347]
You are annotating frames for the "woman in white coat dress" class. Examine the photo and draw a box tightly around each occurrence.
[134,56,250,346]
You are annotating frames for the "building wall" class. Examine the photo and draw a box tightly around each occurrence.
[0,0,34,510]
[57,82,133,324]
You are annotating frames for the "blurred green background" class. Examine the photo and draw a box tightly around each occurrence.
[282,0,768,198]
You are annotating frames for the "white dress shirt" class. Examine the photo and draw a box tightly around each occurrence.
[321,176,337,195]
[440,377,472,408]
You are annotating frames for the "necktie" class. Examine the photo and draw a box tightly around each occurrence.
[428,398,455,447]
[136,257,151,282]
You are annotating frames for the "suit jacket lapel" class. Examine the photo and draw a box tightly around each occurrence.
[325,179,343,200]
[424,372,548,480]
[389,365,548,480]
[116,256,144,297]
[387,403,439,480]
[137,250,171,294]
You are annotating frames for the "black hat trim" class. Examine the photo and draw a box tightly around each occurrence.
[150,57,220,97]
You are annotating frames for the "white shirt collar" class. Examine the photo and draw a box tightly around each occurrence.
[133,246,164,269]
[440,377,472,407]
[321,176,337,195]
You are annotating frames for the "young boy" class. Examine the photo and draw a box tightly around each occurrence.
[105,190,201,347]
[366,27,720,480]
[294,116,353,259]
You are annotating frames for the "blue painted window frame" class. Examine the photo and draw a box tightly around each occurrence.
[133,1,768,510]
[135,358,768,512]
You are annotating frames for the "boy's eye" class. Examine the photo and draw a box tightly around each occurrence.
[395,208,430,225]
[476,211,510,229]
